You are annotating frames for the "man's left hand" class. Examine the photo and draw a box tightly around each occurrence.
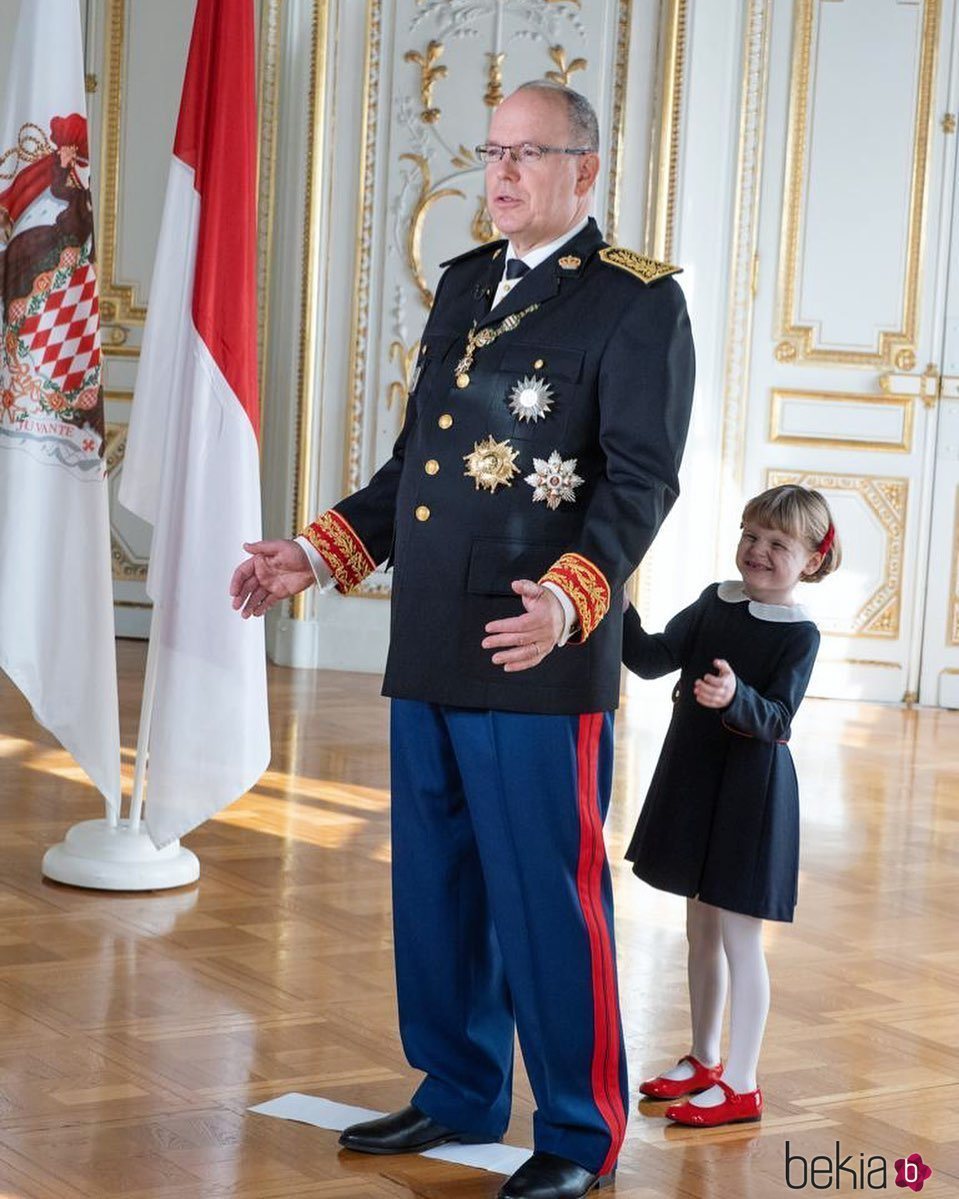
[482,580,565,672]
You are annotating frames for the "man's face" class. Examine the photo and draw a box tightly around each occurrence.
[484,90,598,253]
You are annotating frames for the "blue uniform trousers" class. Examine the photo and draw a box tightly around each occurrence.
[390,699,627,1176]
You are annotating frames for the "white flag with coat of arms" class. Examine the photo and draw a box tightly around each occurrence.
[0,0,121,813]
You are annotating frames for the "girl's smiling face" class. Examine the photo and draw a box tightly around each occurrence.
[735,521,823,605]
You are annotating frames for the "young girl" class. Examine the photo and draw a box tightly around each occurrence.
[622,484,840,1127]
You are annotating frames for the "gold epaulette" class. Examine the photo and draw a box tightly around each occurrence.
[598,246,682,285]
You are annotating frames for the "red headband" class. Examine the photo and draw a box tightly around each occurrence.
[817,524,835,556]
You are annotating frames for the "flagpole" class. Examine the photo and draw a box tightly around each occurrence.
[127,602,162,834]
[41,604,200,891]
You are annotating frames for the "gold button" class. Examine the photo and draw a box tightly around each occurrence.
[424,459,439,475]
[415,505,431,522]
[438,413,453,429]
[456,373,470,389]
[533,358,545,369]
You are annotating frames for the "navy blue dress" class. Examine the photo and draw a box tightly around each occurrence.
[623,582,820,922]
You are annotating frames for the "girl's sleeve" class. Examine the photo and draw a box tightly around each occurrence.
[622,588,709,679]
[721,623,821,742]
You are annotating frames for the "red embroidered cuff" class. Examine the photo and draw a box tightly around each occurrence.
[299,510,376,594]
[539,552,611,643]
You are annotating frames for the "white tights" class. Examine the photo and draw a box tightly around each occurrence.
[660,897,770,1103]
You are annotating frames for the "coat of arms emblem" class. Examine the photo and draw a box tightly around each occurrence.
[0,113,105,476]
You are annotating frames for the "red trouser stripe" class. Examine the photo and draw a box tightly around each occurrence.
[575,713,626,1176]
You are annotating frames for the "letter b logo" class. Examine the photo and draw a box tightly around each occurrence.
[895,1153,933,1193]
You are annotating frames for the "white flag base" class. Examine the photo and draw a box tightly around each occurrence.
[41,818,199,891]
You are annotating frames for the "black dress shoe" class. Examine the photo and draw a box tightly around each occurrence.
[498,1151,615,1198]
[338,1103,493,1155]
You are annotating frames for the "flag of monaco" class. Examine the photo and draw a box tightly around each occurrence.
[119,0,270,848]
[0,0,121,813]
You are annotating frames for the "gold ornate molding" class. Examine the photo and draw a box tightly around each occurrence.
[485,52,505,108]
[718,0,772,529]
[257,0,283,412]
[98,0,148,329]
[400,153,465,310]
[292,0,330,620]
[546,45,587,87]
[769,387,914,454]
[388,337,420,420]
[471,196,495,243]
[817,658,903,670]
[105,423,148,581]
[644,0,687,262]
[768,469,907,638]
[605,0,632,244]
[345,0,382,503]
[776,0,941,368]
[405,40,447,124]
[950,487,959,644]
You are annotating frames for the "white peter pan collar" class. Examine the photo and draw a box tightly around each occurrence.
[717,580,813,624]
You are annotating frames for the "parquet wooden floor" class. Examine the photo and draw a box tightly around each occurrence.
[0,641,957,1197]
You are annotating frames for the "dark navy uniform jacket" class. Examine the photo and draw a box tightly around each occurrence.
[303,218,695,715]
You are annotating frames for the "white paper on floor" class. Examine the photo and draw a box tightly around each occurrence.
[249,1093,532,1176]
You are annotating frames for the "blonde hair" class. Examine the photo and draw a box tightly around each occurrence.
[741,485,841,583]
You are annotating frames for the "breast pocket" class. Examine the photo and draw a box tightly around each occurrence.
[486,343,585,442]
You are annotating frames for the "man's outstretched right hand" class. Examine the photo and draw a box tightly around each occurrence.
[230,539,315,618]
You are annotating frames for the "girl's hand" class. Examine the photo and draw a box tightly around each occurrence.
[694,658,736,709]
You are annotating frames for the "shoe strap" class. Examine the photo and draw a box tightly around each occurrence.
[682,1054,720,1073]
[715,1078,759,1101]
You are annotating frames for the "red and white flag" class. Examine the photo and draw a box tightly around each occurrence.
[119,0,270,847]
[0,0,120,812]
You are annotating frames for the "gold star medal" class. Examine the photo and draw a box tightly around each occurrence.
[464,436,520,493]
[508,374,554,423]
[525,451,584,510]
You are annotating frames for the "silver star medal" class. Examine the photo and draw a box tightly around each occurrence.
[525,451,584,510]
[508,374,554,423]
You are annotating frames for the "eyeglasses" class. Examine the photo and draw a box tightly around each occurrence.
[474,143,595,165]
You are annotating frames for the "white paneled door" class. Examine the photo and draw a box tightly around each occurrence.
[920,131,959,707]
[740,0,959,703]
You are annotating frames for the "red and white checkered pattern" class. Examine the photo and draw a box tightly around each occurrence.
[17,261,101,395]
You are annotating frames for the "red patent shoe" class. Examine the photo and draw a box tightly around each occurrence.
[665,1079,763,1126]
[638,1054,724,1100]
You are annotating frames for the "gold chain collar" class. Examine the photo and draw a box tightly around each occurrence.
[454,303,540,389]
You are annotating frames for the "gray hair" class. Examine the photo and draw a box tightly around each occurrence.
[514,80,600,151]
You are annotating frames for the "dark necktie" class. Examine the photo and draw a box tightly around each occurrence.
[505,258,530,280]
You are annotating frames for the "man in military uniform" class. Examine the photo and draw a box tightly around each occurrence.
[232,81,694,1199]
